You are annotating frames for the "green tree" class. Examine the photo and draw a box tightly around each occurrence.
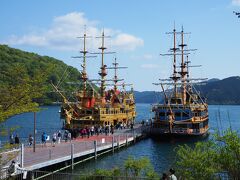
[0,64,47,122]
[176,129,240,180]
[124,156,159,179]
[214,129,240,179]
[176,141,218,180]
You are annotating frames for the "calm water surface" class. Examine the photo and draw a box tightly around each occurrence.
[1,104,240,174]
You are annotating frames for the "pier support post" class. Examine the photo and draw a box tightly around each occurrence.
[118,135,120,150]
[71,144,74,170]
[126,134,128,147]
[112,136,114,153]
[20,144,24,167]
[94,140,97,160]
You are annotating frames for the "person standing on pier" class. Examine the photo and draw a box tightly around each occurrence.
[52,132,57,147]
[28,134,33,146]
[57,130,62,143]
[9,134,14,145]
[86,127,90,138]
[67,131,72,141]
[14,134,20,144]
[41,132,47,146]
[64,130,68,142]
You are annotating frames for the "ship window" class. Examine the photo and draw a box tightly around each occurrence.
[175,112,181,116]
[159,112,165,116]
[182,112,189,117]
[86,110,92,115]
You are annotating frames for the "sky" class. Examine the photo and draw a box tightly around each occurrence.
[0,0,240,91]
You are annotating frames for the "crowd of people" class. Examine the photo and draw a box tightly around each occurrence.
[9,122,135,148]
[9,134,20,145]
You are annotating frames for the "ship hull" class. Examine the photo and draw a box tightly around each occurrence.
[149,127,209,137]
[150,103,209,138]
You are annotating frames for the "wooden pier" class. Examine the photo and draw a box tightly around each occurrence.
[3,124,148,178]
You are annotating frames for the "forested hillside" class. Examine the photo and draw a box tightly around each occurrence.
[135,77,240,105]
[1,45,240,105]
[0,44,81,104]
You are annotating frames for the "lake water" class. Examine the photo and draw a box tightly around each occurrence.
[1,104,240,174]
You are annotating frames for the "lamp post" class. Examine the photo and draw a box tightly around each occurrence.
[33,112,36,152]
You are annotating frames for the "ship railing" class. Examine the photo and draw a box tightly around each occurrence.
[172,128,188,134]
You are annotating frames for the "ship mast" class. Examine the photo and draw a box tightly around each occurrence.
[165,27,181,97]
[98,31,107,97]
[173,28,178,97]
[106,57,127,92]
[72,28,96,97]
[113,58,118,92]
[179,26,187,105]
[80,32,88,96]
[90,30,115,99]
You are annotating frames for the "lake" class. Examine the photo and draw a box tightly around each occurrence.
[1,104,240,174]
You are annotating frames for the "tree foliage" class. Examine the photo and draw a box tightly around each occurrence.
[176,129,240,179]
[0,44,81,106]
[0,63,48,122]
[124,156,159,179]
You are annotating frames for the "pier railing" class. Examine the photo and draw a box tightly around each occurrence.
[1,125,147,179]
[9,127,145,170]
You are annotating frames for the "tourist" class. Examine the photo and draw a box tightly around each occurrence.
[169,168,177,180]
[95,126,99,136]
[110,124,114,134]
[80,128,85,138]
[28,134,33,146]
[64,130,68,142]
[8,160,27,179]
[91,126,94,136]
[130,123,134,130]
[68,132,72,141]
[52,132,57,147]
[57,130,62,143]
[105,126,108,135]
[86,127,90,138]
[14,134,20,144]
[9,134,14,145]
[41,132,47,146]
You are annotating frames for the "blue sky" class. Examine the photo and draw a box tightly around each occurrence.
[1,0,240,91]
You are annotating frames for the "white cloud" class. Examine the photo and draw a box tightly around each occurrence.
[232,0,240,6]
[5,12,143,51]
[141,64,159,69]
[112,34,144,51]
[143,54,153,60]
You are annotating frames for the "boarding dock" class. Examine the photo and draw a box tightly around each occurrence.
[1,124,149,179]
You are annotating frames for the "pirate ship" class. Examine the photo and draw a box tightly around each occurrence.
[151,27,209,136]
[52,31,136,130]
